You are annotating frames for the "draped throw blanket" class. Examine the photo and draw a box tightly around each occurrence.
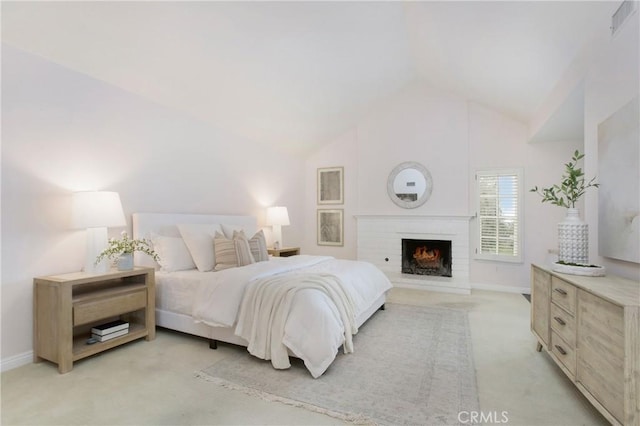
[235,273,357,378]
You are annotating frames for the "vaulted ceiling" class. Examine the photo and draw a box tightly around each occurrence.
[1,1,619,155]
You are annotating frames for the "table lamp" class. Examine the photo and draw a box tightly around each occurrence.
[72,191,126,274]
[266,206,290,249]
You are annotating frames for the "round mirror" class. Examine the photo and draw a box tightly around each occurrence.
[387,162,433,209]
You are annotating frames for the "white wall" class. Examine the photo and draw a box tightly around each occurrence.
[303,81,583,292]
[527,12,640,282]
[468,103,580,291]
[304,83,471,260]
[1,45,305,366]
[583,13,639,280]
[356,84,470,217]
[303,14,640,287]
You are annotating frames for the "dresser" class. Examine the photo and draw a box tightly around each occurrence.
[531,264,639,425]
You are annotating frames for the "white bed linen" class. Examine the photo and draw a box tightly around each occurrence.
[192,255,392,377]
[155,269,208,315]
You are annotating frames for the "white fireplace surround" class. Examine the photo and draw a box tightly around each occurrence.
[356,215,472,294]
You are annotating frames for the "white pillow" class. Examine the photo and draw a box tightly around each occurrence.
[222,224,245,239]
[178,223,222,272]
[151,235,196,272]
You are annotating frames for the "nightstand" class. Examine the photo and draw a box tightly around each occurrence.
[33,267,155,373]
[268,247,300,257]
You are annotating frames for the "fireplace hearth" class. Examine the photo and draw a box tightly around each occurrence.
[402,239,452,277]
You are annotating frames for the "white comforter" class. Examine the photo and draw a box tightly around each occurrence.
[192,255,392,377]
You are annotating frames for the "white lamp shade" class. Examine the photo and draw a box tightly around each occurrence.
[72,191,126,274]
[71,191,126,229]
[266,206,289,249]
[266,206,290,226]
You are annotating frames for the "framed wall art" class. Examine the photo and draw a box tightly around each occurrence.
[317,166,344,204]
[598,96,639,263]
[317,209,344,246]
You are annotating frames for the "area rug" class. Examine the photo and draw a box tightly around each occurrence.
[195,303,479,425]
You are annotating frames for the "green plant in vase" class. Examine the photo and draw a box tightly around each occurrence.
[95,231,159,270]
[530,150,599,208]
[530,150,603,275]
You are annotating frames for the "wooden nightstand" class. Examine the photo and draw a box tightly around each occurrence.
[33,267,155,373]
[268,247,300,257]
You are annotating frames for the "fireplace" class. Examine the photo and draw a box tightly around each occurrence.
[357,215,470,293]
[402,239,452,277]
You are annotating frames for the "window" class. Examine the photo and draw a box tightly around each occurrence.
[475,169,523,262]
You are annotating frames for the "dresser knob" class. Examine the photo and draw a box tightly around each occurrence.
[555,345,567,355]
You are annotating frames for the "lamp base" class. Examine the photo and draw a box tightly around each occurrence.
[272,224,283,249]
[85,227,109,274]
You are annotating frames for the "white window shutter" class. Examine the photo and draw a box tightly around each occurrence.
[475,169,523,263]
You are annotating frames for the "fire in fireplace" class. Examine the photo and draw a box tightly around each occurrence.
[402,239,452,277]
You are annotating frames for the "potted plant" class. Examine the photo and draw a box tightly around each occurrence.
[530,150,604,276]
[530,150,599,209]
[95,231,159,271]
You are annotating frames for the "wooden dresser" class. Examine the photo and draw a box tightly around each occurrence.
[531,264,640,425]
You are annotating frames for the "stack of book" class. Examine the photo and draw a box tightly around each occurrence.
[91,320,129,342]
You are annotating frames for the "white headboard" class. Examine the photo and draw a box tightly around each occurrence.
[132,212,258,268]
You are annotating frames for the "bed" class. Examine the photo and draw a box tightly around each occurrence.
[132,212,392,378]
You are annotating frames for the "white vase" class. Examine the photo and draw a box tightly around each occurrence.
[557,208,588,264]
[117,253,134,271]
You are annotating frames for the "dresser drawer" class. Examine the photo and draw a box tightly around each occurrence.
[74,289,147,326]
[551,277,576,315]
[551,331,576,378]
[550,303,576,347]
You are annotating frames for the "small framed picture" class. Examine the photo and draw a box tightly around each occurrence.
[317,166,344,205]
[317,209,344,246]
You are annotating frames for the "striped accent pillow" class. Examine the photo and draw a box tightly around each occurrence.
[233,231,256,266]
[213,232,238,271]
[248,230,269,262]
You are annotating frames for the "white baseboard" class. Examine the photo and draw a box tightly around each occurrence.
[393,281,530,295]
[393,281,471,295]
[1,350,33,372]
[471,282,531,295]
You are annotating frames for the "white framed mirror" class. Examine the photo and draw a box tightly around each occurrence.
[387,162,433,209]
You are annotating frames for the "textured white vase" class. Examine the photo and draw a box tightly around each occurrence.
[117,253,134,271]
[557,208,588,264]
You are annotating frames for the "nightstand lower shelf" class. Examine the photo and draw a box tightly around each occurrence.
[72,323,148,361]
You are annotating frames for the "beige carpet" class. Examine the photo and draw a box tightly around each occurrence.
[196,303,479,425]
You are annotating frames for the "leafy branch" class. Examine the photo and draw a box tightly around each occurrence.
[95,231,159,265]
[530,150,599,208]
